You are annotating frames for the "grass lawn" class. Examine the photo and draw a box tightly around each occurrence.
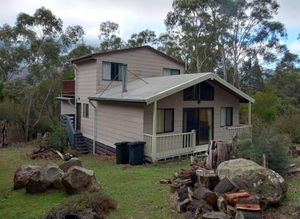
[0,143,189,219]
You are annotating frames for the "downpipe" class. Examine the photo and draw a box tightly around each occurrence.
[89,100,96,155]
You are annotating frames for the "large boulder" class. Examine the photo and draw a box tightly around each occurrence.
[59,157,82,173]
[25,163,64,193]
[14,165,41,189]
[62,166,100,194]
[216,159,287,206]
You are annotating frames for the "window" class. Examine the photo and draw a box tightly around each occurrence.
[102,61,127,81]
[82,103,89,118]
[183,82,214,101]
[220,107,233,127]
[163,68,180,76]
[157,109,174,133]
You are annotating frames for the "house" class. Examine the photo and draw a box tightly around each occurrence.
[58,46,254,162]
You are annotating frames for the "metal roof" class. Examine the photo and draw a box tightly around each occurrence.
[89,73,255,104]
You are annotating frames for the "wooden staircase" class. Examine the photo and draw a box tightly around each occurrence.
[60,114,89,154]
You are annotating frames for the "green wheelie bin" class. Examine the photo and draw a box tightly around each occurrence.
[128,141,145,165]
[115,141,129,164]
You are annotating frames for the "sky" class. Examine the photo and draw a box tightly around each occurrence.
[0,0,299,56]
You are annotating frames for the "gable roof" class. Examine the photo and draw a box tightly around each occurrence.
[71,45,185,66]
[88,73,255,104]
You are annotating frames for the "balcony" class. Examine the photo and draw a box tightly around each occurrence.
[61,80,75,97]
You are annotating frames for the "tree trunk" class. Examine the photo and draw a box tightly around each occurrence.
[25,91,34,141]
[222,45,227,81]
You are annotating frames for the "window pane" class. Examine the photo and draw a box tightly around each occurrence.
[157,109,164,133]
[118,64,127,81]
[171,69,180,75]
[102,62,111,80]
[163,68,171,76]
[200,82,214,100]
[111,63,119,80]
[226,107,233,126]
[164,109,174,132]
[220,107,226,127]
[184,86,195,100]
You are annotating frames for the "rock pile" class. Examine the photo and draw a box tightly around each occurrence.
[13,158,100,194]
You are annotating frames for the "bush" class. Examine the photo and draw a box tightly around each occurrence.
[235,122,289,175]
[44,192,116,219]
[274,114,300,144]
[48,127,68,152]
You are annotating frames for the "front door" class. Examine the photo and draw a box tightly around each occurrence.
[183,108,213,145]
[76,103,81,131]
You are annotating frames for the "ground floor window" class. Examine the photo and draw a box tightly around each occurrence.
[157,109,174,133]
[82,103,89,118]
[220,107,233,127]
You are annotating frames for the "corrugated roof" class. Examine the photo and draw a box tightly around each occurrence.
[89,73,255,104]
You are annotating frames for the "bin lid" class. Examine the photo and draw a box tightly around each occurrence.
[114,141,129,146]
[128,141,146,146]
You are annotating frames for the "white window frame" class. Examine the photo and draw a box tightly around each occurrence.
[163,68,180,76]
[102,61,127,81]
[220,107,233,127]
[82,103,89,118]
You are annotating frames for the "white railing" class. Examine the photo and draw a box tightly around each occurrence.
[226,125,252,140]
[143,130,196,161]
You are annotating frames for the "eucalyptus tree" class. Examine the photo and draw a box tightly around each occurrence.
[127,29,158,47]
[99,21,123,51]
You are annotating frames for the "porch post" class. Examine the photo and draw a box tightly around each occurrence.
[248,101,252,126]
[152,101,157,162]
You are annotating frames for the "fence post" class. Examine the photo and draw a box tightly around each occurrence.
[192,129,196,148]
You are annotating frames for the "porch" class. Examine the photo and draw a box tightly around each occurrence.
[143,125,251,162]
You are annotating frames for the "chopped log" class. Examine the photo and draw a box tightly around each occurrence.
[235,210,263,219]
[177,198,191,212]
[202,211,231,219]
[160,179,172,184]
[193,187,218,207]
[235,197,261,211]
[206,141,232,169]
[227,205,237,217]
[177,187,189,202]
[170,183,180,193]
[217,196,227,213]
[196,168,219,190]
[214,177,237,194]
[224,192,251,204]
[186,199,213,217]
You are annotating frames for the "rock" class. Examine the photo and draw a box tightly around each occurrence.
[59,157,82,173]
[62,166,100,194]
[216,158,287,206]
[14,165,40,189]
[25,163,64,193]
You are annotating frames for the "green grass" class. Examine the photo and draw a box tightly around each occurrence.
[0,143,189,219]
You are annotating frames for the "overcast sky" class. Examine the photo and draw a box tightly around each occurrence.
[1,0,299,55]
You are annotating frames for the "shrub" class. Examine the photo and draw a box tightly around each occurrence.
[48,127,68,152]
[44,192,116,219]
[235,122,289,175]
[274,114,300,144]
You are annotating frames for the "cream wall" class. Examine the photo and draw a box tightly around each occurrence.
[143,81,240,142]
[60,101,75,115]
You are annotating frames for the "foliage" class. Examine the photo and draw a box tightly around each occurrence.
[274,114,300,144]
[252,87,280,123]
[99,21,123,51]
[127,29,157,47]
[47,192,117,218]
[48,127,68,152]
[235,122,289,175]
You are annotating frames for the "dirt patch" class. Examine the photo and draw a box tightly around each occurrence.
[264,202,300,219]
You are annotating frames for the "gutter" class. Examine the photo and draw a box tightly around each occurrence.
[89,99,97,155]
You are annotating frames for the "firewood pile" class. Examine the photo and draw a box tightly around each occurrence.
[163,141,266,219]
[167,165,263,219]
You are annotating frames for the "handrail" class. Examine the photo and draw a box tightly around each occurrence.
[61,114,75,148]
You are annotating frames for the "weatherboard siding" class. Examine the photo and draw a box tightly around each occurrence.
[143,81,240,142]
[94,102,144,146]
[60,101,75,115]
[96,48,185,93]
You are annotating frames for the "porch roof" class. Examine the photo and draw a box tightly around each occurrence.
[88,73,255,104]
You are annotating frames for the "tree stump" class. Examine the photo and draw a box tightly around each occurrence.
[196,168,219,190]
[206,141,233,169]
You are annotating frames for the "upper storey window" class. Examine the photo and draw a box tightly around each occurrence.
[102,61,127,81]
[163,68,180,76]
[183,81,214,101]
